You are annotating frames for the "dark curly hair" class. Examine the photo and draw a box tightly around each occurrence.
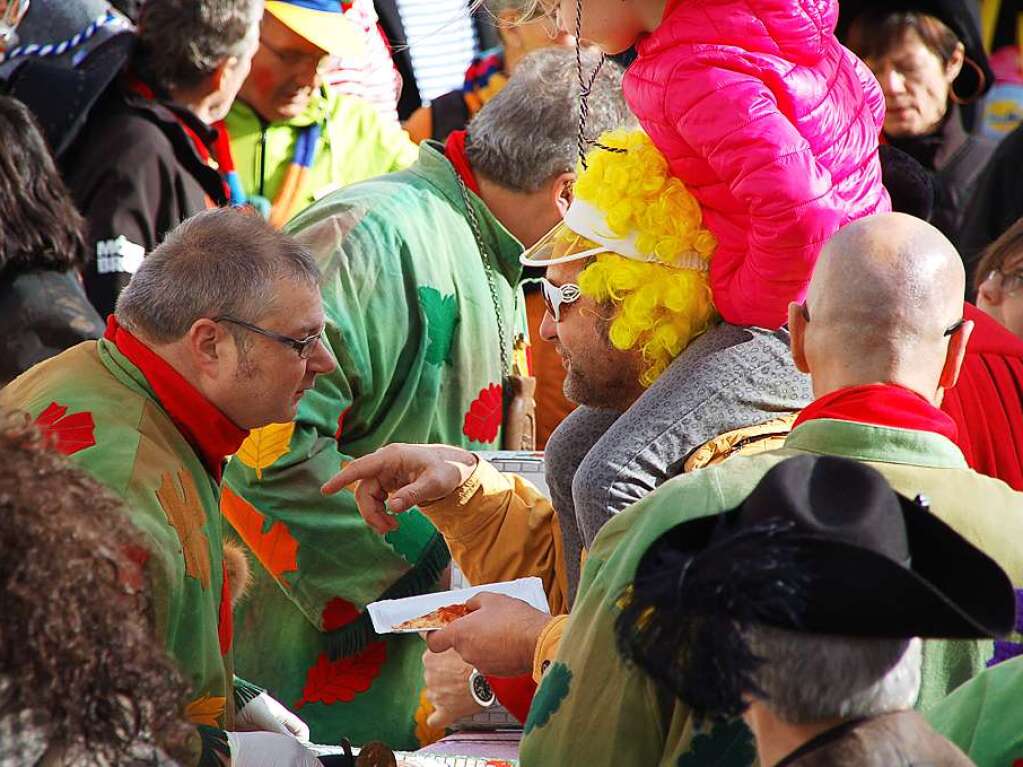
[0,411,193,764]
[0,96,88,277]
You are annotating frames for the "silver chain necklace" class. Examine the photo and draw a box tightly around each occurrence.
[454,171,511,377]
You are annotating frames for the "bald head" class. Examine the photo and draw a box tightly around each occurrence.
[792,213,971,402]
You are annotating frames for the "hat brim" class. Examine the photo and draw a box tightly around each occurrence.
[634,493,1016,639]
[265,1,365,58]
[519,221,613,267]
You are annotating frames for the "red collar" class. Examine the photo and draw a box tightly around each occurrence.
[104,316,247,481]
[444,130,481,196]
[794,383,959,444]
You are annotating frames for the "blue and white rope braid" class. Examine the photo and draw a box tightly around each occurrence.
[0,10,130,65]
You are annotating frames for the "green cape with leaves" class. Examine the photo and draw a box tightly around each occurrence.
[222,143,527,748]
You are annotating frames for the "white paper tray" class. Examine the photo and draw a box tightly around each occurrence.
[367,577,549,634]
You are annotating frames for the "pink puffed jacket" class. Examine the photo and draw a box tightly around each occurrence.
[624,0,891,328]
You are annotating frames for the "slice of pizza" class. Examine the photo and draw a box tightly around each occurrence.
[393,602,473,631]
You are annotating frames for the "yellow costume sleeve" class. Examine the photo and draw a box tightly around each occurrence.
[422,459,569,615]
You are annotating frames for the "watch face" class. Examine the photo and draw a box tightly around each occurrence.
[471,671,495,707]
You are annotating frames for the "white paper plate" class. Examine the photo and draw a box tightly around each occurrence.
[367,577,550,634]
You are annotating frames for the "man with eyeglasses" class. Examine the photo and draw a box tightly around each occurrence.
[224,0,418,228]
[0,209,335,767]
[220,48,631,749]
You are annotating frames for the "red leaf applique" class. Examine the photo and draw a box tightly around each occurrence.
[462,383,502,444]
[34,402,96,456]
[322,597,360,631]
[293,641,387,710]
[218,560,233,655]
[334,406,351,442]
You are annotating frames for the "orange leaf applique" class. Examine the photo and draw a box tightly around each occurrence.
[414,687,446,747]
[462,383,503,443]
[34,401,96,456]
[220,486,299,581]
[156,470,211,589]
[235,421,295,479]
[185,694,226,727]
[293,641,387,710]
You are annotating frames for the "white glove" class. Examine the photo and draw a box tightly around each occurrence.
[234,691,311,741]
[225,731,321,767]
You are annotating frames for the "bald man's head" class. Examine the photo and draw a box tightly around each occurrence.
[791,213,971,402]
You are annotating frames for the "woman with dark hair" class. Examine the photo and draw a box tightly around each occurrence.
[975,216,1023,339]
[0,95,104,384]
[843,1,997,244]
[0,411,192,765]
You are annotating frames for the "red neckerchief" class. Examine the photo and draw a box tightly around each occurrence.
[104,316,247,482]
[793,383,959,444]
[444,130,481,195]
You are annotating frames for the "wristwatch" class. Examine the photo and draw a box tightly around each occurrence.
[468,668,496,708]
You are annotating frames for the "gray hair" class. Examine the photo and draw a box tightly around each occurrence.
[466,47,634,192]
[116,208,320,343]
[135,0,261,92]
[746,627,922,724]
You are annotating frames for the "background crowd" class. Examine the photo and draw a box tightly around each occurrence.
[2,0,1023,765]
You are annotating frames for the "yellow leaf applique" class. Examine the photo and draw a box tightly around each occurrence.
[235,421,296,479]
[185,694,226,727]
[414,687,446,747]
[156,469,211,589]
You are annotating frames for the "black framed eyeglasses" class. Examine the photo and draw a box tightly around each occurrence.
[540,277,582,322]
[799,303,964,337]
[214,316,324,359]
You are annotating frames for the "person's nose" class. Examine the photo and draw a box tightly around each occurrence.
[539,309,559,342]
[879,66,907,96]
[308,337,337,375]
[977,273,1003,305]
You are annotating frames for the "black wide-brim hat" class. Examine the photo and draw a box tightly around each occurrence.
[837,0,994,101]
[630,454,1016,640]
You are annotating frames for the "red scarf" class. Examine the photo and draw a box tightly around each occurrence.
[104,316,247,482]
[444,130,481,195]
[794,383,959,444]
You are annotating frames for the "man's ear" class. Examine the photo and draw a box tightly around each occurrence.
[552,171,575,216]
[788,301,810,374]
[939,319,973,391]
[209,57,231,93]
[187,318,228,377]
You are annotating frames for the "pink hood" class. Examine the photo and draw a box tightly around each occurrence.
[625,0,890,328]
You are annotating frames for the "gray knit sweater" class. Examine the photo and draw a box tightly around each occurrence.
[545,322,813,601]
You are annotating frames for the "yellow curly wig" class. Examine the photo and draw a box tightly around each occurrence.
[568,130,718,387]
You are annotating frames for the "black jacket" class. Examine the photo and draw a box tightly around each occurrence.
[959,122,1023,284]
[0,270,105,385]
[888,107,995,249]
[62,82,226,316]
[374,0,499,121]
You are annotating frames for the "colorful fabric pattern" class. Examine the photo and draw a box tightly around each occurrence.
[0,342,235,730]
[222,143,528,747]
[519,419,1023,766]
[225,87,418,225]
